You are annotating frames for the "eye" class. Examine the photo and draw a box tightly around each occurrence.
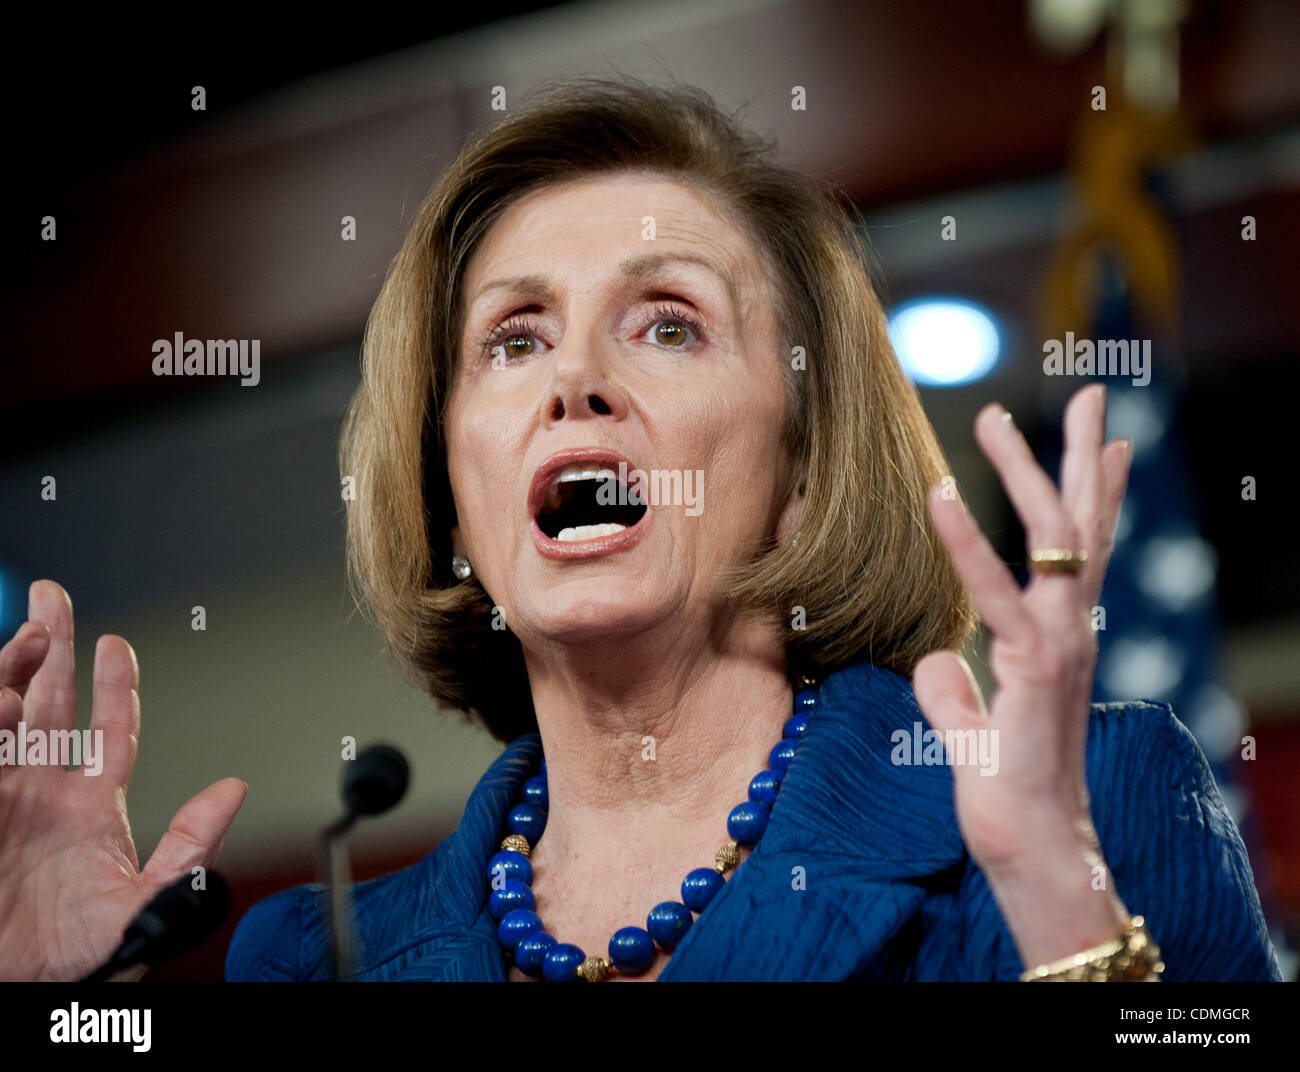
[480,314,548,364]
[641,303,704,349]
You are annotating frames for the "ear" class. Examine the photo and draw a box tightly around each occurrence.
[774,468,807,544]
[450,524,467,559]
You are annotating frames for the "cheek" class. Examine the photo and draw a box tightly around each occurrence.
[667,386,787,544]
[447,405,527,556]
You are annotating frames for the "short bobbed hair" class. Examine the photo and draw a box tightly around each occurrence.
[340,77,978,742]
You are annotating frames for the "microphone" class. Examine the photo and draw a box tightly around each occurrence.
[319,744,409,981]
[343,744,410,819]
[80,871,231,981]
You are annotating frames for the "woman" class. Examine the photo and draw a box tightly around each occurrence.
[0,79,1281,982]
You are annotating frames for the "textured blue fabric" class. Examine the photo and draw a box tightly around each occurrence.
[225,660,1283,981]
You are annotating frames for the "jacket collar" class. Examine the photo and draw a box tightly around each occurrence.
[441,659,966,979]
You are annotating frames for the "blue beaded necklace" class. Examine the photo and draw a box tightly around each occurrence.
[488,681,818,981]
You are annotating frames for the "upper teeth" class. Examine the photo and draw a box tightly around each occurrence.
[554,464,617,486]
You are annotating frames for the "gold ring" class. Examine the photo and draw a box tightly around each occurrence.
[1028,549,1088,575]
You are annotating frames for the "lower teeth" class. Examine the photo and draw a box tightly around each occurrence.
[556,522,628,542]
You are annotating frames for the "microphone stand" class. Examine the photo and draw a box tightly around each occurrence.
[317,743,409,982]
[319,813,358,981]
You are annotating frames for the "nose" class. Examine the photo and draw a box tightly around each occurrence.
[540,331,630,426]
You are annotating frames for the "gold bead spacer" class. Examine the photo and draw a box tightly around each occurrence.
[500,834,531,856]
[714,839,740,873]
[575,956,614,982]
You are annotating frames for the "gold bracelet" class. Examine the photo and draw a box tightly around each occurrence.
[1020,915,1164,981]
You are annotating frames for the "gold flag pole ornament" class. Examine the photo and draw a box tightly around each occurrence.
[1032,0,1197,344]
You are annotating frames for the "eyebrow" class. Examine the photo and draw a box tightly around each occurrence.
[471,251,737,311]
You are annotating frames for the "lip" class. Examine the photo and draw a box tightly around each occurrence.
[527,447,653,560]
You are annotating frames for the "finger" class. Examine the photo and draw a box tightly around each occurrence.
[1099,438,1134,538]
[913,650,988,735]
[974,404,1081,555]
[1060,384,1106,529]
[975,405,1090,626]
[928,485,1035,644]
[89,635,141,788]
[139,778,247,893]
[0,621,52,698]
[1079,438,1134,610]
[24,580,77,733]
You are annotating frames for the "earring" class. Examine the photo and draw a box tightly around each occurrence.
[451,555,472,580]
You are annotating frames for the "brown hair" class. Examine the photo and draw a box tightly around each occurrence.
[340,76,978,742]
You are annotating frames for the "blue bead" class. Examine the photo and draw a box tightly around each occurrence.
[497,909,542,951]
[681,867,725,912]
[646,902,693,949]
[608,926,656,974]
[769,738,797,775]
[782,710,811,740]
[794,687,817,711]
[727,800,770,845]
[506,802,546,842]
[748,769,782,806]
[522,775,549,809]
[487,850,533,886]
[488,878,534,920]
[515,931,556,976]
[542,942,586,982]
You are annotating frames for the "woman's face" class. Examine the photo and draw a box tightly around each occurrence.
[445,172,802,651]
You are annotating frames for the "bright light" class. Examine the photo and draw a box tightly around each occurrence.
[888,298,1000,386]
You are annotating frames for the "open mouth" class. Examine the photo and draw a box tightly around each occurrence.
[535,464,648,541]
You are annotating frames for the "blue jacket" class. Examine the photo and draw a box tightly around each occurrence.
[225,661,1283,981]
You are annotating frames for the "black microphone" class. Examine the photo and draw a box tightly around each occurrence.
[319,744,409,980]
[80,871,231,981]
[343,744,410,818]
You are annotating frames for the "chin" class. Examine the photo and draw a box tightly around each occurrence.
[520,580,676,645]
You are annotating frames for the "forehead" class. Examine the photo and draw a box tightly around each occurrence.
[462,172,763,298]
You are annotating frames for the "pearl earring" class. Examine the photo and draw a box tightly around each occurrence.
[451,555,472,580]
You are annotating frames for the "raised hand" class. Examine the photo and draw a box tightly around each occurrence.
[913,384,1137,966]
[0,580,246,981]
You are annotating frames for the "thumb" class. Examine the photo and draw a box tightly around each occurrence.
[139,777,247,893]
[912,651,988,735]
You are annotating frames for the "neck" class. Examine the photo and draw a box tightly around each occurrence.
[519,611,793,872]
